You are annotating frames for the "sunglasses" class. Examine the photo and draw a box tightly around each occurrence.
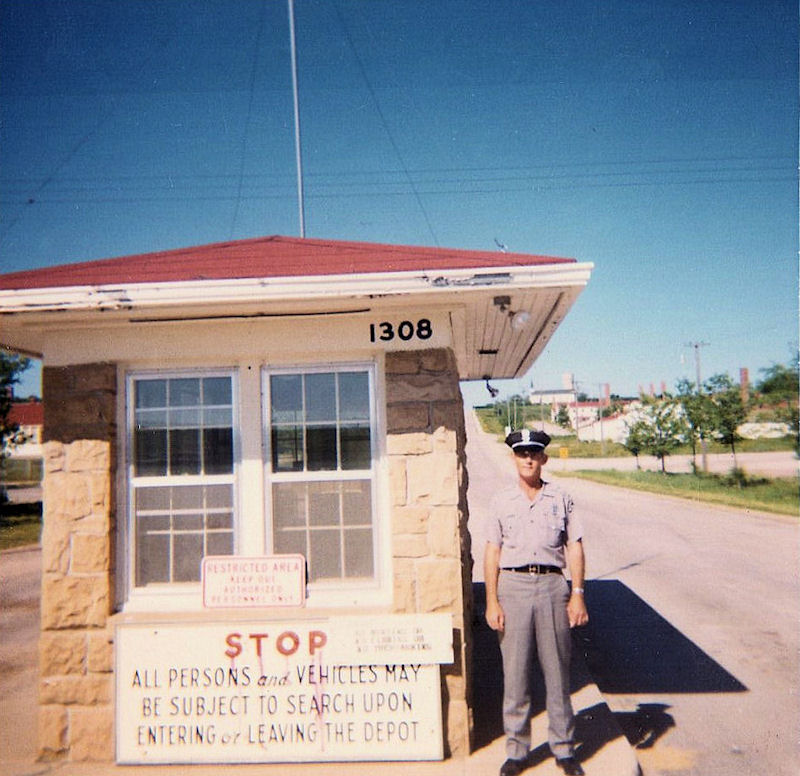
[513,448,544,459]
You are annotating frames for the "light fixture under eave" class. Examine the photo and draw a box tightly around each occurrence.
[493,295,531,331]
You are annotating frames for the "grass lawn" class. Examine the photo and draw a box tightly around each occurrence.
[0,501,42,550]
[556,469,799,517]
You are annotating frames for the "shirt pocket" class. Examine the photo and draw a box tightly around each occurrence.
[500,514,520,548]
[545,511,567,548]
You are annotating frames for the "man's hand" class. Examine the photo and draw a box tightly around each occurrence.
[567,593,589,628]
[485,599,505,632]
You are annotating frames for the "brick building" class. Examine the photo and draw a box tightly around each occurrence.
[0,235,591,765]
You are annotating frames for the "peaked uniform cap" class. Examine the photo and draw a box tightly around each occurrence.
[505,429,551,449]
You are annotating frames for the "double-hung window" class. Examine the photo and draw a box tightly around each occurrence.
[128,372,236,588]
[266,365,378,588]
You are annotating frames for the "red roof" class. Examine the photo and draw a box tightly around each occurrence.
[8,400,43,427]
[0,235,574,291]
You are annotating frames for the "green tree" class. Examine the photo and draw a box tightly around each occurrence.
[555,405,571,429]
[757,358,799,397]
[675,378,713,472]
[1,351,32,460]
[704,373,748,467]
[756,358,799,455]
[622,419,649,469]
[638,396,687,473]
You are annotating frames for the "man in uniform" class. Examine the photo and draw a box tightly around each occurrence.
[484,429,589,776]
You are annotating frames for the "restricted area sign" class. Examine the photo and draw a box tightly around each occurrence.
[116,614,453,764]
[202,555,305,608]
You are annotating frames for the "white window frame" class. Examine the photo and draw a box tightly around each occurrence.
[262,361,391,608]
[122,368,240,611]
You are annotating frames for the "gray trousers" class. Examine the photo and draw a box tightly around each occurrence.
[497,570,575,760]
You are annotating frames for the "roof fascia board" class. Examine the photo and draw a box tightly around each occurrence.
[0,262,593,314]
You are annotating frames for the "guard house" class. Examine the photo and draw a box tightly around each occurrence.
[0,236,592,766]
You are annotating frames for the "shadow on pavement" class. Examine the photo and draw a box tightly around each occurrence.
[578,580,747,694]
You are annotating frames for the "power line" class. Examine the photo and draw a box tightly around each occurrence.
[330,0,439,246]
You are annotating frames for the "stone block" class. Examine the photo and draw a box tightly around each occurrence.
[406,453,459,505]
[66,439,111,473]
[431,424,458,452]
[431,400,465,435]
[416,559,462,612]
[427,506,459,557]
[392,506,429,535]
[41,575,110,630]
[40,674,112,706]
[392,534,428,558]
[43,441,65,473]
[385,351,422,375]
[419,349,455,373]
[41,520,70,575]
[39,631,86,676]
[38,705,68,759]
[386,432,432,455]
[446,699,472,757]
[392,571,416,614]
[386,402,429,432]
[386,373,460,403]
[71,533,110,574]
[69,706,114,761]
[87,631,114,674]
[388,458,407,506]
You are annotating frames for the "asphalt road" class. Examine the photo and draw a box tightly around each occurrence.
[465,411,800,776]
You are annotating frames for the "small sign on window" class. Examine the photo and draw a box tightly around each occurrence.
[202,555,306,608]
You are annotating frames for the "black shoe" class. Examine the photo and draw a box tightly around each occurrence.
[556,756,585,776]
[499,758,527,776]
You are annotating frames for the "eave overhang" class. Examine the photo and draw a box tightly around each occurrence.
[0,262,593,380]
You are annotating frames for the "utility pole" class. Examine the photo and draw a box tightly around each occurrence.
[686,341,709,472]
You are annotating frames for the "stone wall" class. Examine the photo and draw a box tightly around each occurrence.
[385,348,473,756]
[36,352,474,762]
[39,363,117,761]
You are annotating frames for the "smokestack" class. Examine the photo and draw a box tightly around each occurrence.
[740,367,750,403]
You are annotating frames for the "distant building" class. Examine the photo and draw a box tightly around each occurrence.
[6,398,43,457]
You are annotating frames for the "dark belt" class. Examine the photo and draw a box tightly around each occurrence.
[502,564,562,575]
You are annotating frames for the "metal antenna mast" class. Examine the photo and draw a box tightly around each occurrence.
[288,0,306,237]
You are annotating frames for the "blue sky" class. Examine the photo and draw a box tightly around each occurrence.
[1,0,797,404]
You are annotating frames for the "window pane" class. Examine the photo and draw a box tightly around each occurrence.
[207,531,233,557]
[203,427,233,474]
[206,484,232,509]
[169,408,200,428]
[135,429,167,476]
[171,485,203,509]
[275,528,306,559]
[203,377,231,405]
[344,528,374,578]
[136,408,167,428]
[273,483,306,528]
[339,372,369,421]
[272,426,303,472]
[174,513,203,531]
[342,481,371,526]
[340,424,371,470]
[307,426,337,470]
[271,375,302,424]
[170,429,200,474]
[170,378,200,407]
[309,529,341,582]
[173,534,203,581]
[136,528,169,585]
[309,482,339,526]
[207,511,233,530]
[136,379,166,409]
[305,373,336,422]
[203,407,232,427]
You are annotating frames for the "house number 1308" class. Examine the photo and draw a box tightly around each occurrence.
[369,319,433,342]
